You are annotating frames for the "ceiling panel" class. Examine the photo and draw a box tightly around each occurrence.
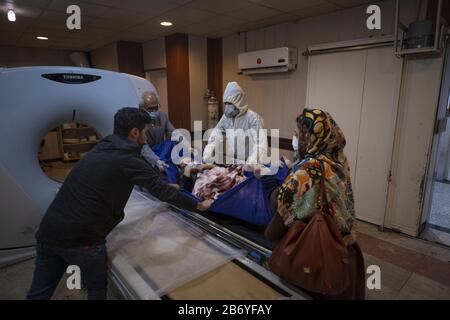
[255,13,299,26]
[227,4,284,22]
[293,2,341,18]
[206,20,264,38]
[0,2,42,18]
[176,22,224,36]
[327,0,375,8]
[114,0,179,17]
[0,0,51,9]
[126,17,182,35]
[187,0,252,15]
[156,6,218,25]
[0,15,35,32]
[259,0,328,12]
[201,14,247,29]
[84,9,150,29]
[48,0,110,18]
[32,10,97,29]
[0,31,21,45]
[15,40,55,48]
[82,17,133,30]
[35,10,72,22]
[0,0,384,50]
[78,0,122,7]
[168,0,195,4]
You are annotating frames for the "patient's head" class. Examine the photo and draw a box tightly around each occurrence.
[114,107,150,145]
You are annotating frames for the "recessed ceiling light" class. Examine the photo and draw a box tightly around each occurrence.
[160,21,173,27]
[7,10,16,22]
[36,36,49,40]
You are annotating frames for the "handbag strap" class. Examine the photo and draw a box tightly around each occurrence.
[317,159,328,212]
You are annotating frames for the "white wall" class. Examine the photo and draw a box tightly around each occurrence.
[142,35,208,129]
[143,37,168,114]
[222,0,443,236]
[222,0,420,138]
[0,46,73,67]
[188,35,208,129]
[145,70,169,115]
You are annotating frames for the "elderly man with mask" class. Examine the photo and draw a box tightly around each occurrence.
[203,81,267,165]
[140,91,176,172]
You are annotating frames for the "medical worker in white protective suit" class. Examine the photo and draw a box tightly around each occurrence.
[203,81,268,165]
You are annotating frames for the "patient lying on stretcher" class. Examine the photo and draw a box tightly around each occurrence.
[176,157,292,203]
[176,158,245,200]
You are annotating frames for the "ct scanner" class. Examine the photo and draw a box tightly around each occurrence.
[0,66,155,266]
[0,66,308,300]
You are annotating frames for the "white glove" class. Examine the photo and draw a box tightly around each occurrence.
[190,147,199,158]
[156,160,169,172]
[203,155,215,164]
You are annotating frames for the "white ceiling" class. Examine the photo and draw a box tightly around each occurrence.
[0,0,375,51]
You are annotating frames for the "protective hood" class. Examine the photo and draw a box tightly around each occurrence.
[223,82,248,117]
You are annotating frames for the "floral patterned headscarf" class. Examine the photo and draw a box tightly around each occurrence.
[277,108,355,238]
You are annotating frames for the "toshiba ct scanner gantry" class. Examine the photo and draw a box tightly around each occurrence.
[0,66,157,266]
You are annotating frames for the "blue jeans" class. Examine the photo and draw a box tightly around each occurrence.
[26,242,107,300]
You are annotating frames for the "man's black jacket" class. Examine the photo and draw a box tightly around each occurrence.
[36,134,197,248]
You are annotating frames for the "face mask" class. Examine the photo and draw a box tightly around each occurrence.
[148,111,158,119]
[146,103,159,113]
[292,135,299,151]
[224,104,239,118]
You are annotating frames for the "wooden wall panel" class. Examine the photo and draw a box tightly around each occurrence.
[117,41,144,77]
[165,33,191,130]
[427,0,450,24]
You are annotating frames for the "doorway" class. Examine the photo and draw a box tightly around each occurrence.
[420,41,450,246]
[306,45,403,227]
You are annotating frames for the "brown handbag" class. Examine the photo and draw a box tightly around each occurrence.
[268,162,350,295]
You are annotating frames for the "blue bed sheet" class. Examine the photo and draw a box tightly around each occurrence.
[152,140,289,225]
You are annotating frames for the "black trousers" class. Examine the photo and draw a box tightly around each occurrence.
[26,242,107,300]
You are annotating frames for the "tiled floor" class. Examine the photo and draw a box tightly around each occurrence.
[421,227,450,247]
[0,220,449,300]
[355,221,450,299]
[0,258,86,300]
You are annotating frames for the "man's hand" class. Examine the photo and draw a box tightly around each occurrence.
[169,183,181,190]
[196,199,214,212]
[156,160,169,172]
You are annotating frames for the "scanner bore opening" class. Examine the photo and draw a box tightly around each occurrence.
[38,121,101,183]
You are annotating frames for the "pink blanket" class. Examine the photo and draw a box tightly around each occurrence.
[192,165,246,201]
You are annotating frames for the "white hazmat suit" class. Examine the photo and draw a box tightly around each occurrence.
[203,82,268,164]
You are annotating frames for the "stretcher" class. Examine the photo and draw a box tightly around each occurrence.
[107,190,309,300]
[153,140,290,226]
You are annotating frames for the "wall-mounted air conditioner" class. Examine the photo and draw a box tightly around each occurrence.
[238,47,298,75]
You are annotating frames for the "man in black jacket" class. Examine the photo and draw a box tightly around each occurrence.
[26,107,212,300]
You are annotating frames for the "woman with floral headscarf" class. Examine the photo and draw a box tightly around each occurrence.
[265,108,365,300]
